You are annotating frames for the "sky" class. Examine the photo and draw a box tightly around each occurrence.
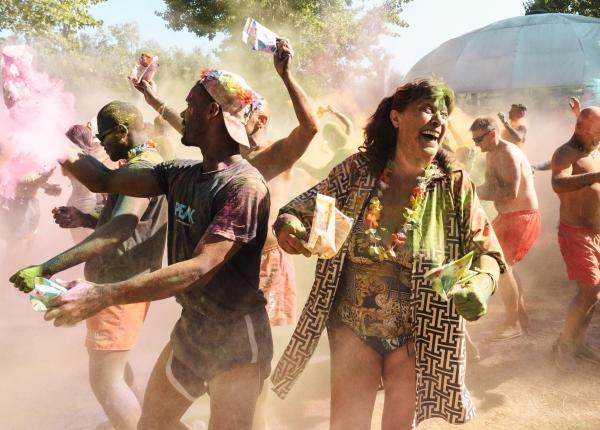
[91,0,526,74]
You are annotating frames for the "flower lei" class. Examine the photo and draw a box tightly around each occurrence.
[127,141,155,161]
[364,160,443,261]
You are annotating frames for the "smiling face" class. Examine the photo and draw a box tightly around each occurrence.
[390,96,448,166]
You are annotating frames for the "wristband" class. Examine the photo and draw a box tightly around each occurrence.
[473,270,497,293]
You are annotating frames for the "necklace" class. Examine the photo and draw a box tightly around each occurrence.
[127,141,155,161]
[364,160,443,261]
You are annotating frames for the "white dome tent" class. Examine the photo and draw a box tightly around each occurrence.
[406,13,600,110]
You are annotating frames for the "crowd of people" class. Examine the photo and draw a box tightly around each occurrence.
[3,35,600,430]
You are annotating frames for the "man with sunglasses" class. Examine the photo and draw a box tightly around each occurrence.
[10,101,167,430]
[470,116,540,341]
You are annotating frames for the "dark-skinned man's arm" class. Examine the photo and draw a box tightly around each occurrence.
[60,143,163,197]
[10,195,150,292]
[250,39,318,180]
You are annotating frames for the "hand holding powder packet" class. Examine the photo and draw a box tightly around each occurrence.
[242,18,279,54]
[29,277,67,312]
[424,251,478,302]
[128,52,159,85]
[302,194,353,259]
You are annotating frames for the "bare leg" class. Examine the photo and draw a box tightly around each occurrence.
[124,361,143,403]
[381,343,416,430]
[88,350,142,430]
[560,283,600,343]
[251,383,270,430]
[513,270,529,329]
[499,266,519,326]
[138,342,192,430]
[464,328,480,361]
[328,323,381,430]
[207,363,261,430]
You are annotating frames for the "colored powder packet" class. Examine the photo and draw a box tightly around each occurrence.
[29,277,67,312]
[424,251,478,302]
[302,194,353,259]
[242,18,278,54]
[128,52,159,85]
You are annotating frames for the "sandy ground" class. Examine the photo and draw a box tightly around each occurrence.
[2,151,600,429]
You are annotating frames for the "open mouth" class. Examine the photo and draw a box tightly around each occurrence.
[420,129,440,144]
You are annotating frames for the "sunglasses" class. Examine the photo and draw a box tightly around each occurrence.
[95,124,125,141]
[472,130,491,144]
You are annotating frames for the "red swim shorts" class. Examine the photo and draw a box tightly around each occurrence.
[259,244,296,326]
[86,302,149,351]
[492,209,541,265]
[558,222,600,286]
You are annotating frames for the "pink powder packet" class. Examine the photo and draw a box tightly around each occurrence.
[242,18,279,54]
[128,52,158,85]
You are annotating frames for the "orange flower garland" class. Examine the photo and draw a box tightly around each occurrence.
[364,160,443,261]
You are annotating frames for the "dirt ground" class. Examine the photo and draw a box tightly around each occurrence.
[2,149,600,429]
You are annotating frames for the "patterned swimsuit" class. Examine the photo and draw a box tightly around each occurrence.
[332,217,414,354]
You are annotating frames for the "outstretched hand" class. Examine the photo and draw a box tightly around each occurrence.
[44,279,108,327]
[451,273,494,321]
[52,206,88,228]
[9,265,47,293]
[274,38,294,77]
[43,183,62,196]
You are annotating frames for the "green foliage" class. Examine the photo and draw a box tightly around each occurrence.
[17,23,212,119]
[0,0,107,42]
[159,0,413,96]
[523,0,600,17]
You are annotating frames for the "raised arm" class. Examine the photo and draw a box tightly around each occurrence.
[10,195,151,292]
[551,144,600,193]
[251,39,318,179]
[498,113,525,144]
[61,144,163,197]
[135,80,183,135]
[327,105,353,136]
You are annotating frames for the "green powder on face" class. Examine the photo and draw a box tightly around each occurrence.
[430,81,455,115]
[97,101,143,130]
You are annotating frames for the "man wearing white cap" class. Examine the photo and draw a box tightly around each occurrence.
[44,69,272,430]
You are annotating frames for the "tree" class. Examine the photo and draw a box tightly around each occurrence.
[0,0,107,42]
[523,0,600,17]
[158,0,413,98]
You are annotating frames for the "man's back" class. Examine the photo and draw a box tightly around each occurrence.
[84,150,167,283]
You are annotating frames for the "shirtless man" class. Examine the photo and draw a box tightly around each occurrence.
[135,38,317,429]
[551,106,600,371]
[471,117,540,341]
[498,103,527,148]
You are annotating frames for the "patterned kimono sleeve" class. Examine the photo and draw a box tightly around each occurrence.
[279,155,355,234]
[456,170,506,274]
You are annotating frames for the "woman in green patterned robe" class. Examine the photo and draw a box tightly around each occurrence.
[273,79,505,429]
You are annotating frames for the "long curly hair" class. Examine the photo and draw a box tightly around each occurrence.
[359,79,455,174]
